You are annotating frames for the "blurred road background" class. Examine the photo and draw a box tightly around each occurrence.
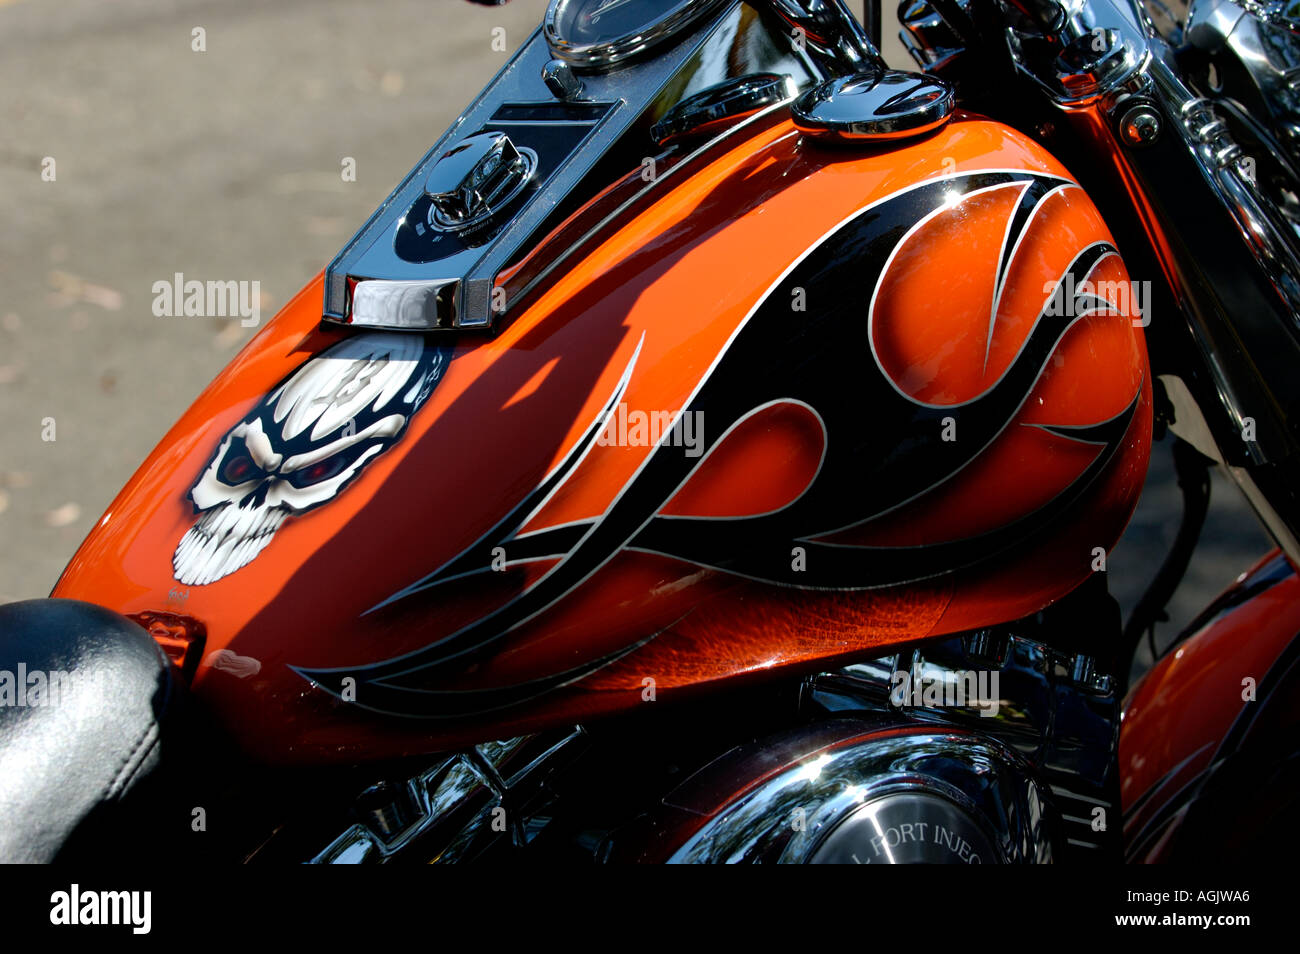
[0,0,1272,671]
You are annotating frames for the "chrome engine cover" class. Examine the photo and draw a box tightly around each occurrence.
[626,722,1055,864]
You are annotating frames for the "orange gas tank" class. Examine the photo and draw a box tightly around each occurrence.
[53,114,1151,764]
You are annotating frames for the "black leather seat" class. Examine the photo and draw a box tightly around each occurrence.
[0,599,180,862]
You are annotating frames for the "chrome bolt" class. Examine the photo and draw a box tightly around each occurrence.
[1119,103,1161,147]
[541,59,584,101]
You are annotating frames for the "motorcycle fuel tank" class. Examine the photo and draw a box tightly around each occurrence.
[53,114,1151,765]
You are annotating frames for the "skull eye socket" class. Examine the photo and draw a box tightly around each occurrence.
[286,452,350,489]
[285,438,377,490]
[222,455,259,484]
[217,436,267,486]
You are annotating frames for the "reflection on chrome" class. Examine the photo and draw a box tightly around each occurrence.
[662,725,1053,863]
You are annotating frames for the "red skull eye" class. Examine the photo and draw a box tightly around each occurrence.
[290,455,348,488]
[222,456,256,484]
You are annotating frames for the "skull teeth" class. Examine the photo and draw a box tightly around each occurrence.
[172,504,288,586]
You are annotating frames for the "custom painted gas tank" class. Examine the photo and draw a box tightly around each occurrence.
[53,114,1151,764]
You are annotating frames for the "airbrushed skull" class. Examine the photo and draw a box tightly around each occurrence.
[173,333,449,586]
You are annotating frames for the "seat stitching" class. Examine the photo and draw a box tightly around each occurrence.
[102,721,160,802]
[117,732,162,794]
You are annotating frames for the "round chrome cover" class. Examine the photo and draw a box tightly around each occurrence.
[544,0,729,70]
[649,724,1054,863]
[650,73,796,146]
[792,69,955,143]
[809,792,999,863]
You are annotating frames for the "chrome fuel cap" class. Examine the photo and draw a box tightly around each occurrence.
[792,70,955,144]
[424,131,537,233]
